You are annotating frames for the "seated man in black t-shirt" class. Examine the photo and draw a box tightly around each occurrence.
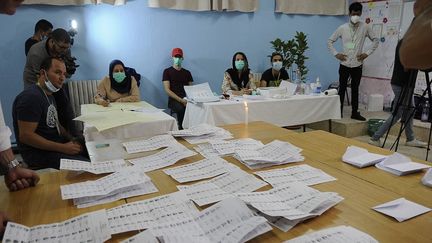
[162,48,193,130]
[260,52,289,87]
[13,57,88,169]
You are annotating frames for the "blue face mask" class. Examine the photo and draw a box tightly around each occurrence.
[173,57,183,66]
[272,61,283,71]
[44,72,60,93]
[113,72,126,83]
[235,60,245,70]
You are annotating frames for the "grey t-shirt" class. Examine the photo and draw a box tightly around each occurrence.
[23,39,50,89]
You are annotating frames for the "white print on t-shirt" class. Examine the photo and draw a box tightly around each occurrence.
[46,104,58,128]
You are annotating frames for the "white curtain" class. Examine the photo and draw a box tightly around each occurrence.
[275,0,347,16]
[148,0,258,12]
[23,0,127,5]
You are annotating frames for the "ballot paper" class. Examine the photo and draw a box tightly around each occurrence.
[422,168,432,187]
[249,207,304,232]
[183,128,233,144]
[163,157,235,183]
[254,164,337,187]
[3,210,111,243]
[237,182,343,221]
[342,145,387,168]
[107,191,200,234]
[59,158,127,174]
[209,138,264,155]
[60,166,151,199]
[122,134,179,154]
[122,198,272,243]
[194,143,221,158]
[234,140,304,169]
[373,198,431,222]
[284,225,378,243]
[121,230,159,243]
[170,123,221,137]
[279,80,297,96]
[177,169,268,206]
[184,82,220,103]
[375,152,431,176]
[127,145,197,172]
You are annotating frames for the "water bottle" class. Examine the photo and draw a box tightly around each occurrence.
[421,100,430,122]
[314,77,322,95]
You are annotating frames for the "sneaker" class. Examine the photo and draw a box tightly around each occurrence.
[405,139,428,148]
[351,112,366,121]
[368,138,381,147]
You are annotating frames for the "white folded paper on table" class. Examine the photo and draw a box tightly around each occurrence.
[375,152,431,176]
[60,158,127,174]
[342,145,387,168]
[422,168,432,187]
[184,82,220,103]
[170,123,221,137]
[122,134,179,154]
[183,127,233,144]
[373,198,431,222]
[279,80,297,96]
[209,138,264,156]
[284,225,378,243]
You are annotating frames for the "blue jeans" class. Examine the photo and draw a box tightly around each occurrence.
[372,85,415,141]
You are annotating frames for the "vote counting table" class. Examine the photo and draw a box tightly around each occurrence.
[1,121,431,242]
[182,94,341,129]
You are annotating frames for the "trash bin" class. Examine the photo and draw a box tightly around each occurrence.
[368,119,385,137]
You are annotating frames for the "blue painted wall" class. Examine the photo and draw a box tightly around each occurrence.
[0,0,346,139]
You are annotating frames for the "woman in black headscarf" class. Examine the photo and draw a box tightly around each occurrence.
[221,52,256,95]
[95,59,140,106]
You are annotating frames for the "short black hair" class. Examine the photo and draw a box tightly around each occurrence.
[50,28,71,44]
[270,52,283,62]
[40,57,64,71]
[34,19,53,34]
[349,2,363,14]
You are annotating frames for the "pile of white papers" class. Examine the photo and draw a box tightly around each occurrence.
[59,158,127,174]
[122,198,271,243]
[3,210,111,243]
[194,143,221,158]
[236,182,343,232]
[183,128,233,144]
[284,225,378,243]
[177,169,268,206]
[234,140,304,169]
[170,124,221,137]
[422,168,432,187]
[184,82,220,103]
[254,164,337,187]
[209,138,264,156]
[122,134,179,154]
[107,192,200,234]
[342,146,387,168]
[128,145,197,172]
[373,198,431,222]
[375,152,431,176]
[60,167,157,208]
[163,157,236,183]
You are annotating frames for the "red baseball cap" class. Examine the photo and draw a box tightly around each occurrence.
[172,48,183,58]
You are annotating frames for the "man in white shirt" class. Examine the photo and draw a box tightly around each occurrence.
[328,2,379,121]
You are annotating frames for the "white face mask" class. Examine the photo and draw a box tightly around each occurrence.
[350,15,360,24]
[44,72,60,93]
[272,61,283,71]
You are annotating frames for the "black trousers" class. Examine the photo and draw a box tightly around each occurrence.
[169,99,186,130]
[338,64,363,114]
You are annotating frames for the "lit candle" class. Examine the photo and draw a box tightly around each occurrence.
[244,101,249,125]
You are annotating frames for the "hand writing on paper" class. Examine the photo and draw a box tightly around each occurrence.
[100,99,110,107]
[357,53,368,61]
[5,167,40,191]
[335,53,347,61]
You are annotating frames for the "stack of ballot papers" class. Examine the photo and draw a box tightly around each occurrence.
[342,145,387,168]
[60,167,158,208]
[122,134,179,154]
[236,182,343,232]
[233,140,304,169]
[284,225,378,243]
[3,210,111,242]
[183,127,233,144]
[177,168,268,206]
[121,198,271,243]
[254,164,337,187]
[209,138,264,155]
[107,192,200,234]
[184,82,220,103]
[163,157,238,183]
[170,123,221,137]
[194,143,221,158]
[127,145,197,172]
[422,168,432,187]
[372,198,431,222]
[59,158,127,174]
[375,152,431,176]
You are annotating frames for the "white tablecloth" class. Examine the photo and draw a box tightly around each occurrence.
[183,95,341,128]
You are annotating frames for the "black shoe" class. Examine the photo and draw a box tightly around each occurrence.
[351,112,366,121]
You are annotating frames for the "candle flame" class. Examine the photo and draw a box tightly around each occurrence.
[244,101,248,108]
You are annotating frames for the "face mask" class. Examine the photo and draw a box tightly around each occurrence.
[113,72,126,83]
[272,61,283,71]
[350,15,360,24]
[173,57,182,66]
[235,60,245,70]
[44,72,60,93]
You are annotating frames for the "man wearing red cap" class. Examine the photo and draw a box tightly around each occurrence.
[162,48,193,129]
